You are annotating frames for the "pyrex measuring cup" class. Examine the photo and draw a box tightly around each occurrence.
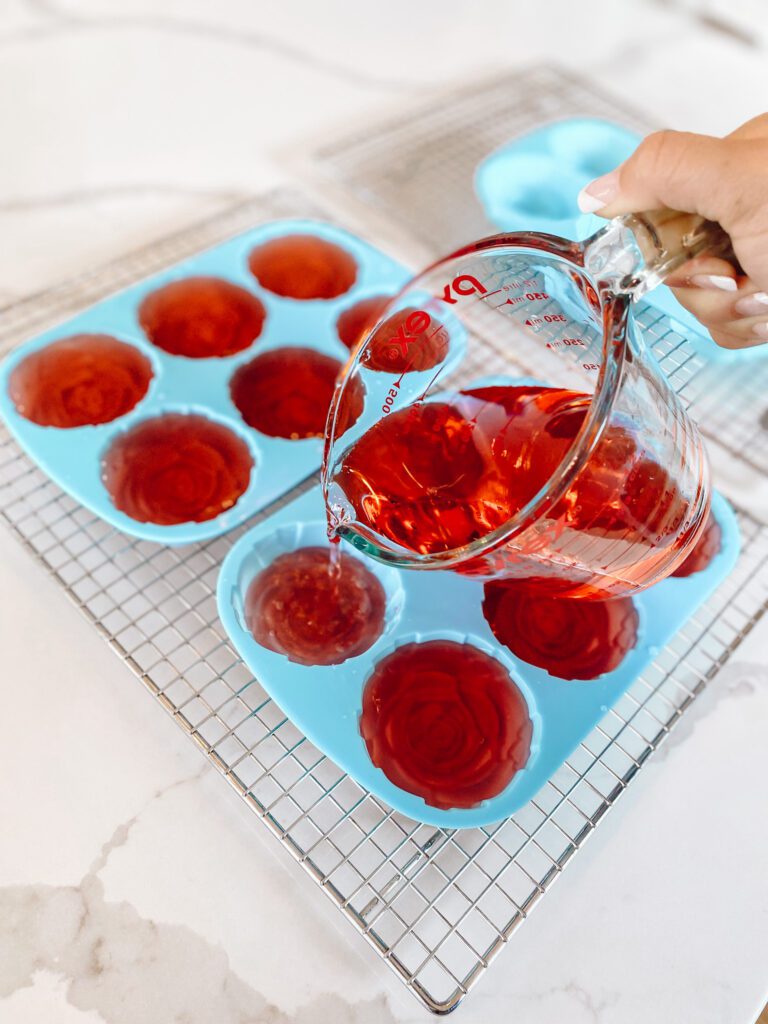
[323,210,735,598]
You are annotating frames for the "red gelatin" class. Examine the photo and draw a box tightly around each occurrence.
[245,546,386,666]
[671,513,721,577]
[360,640,532,810]
[138,276,266,358]
[334,384,687,590]
[9,334,152,428]
[230,347,363,439]
[482,580,639,680]
[248,234,357,300]
[336,295,391,351]
[102,413,253,525]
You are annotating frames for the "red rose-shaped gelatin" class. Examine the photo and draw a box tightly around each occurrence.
[248,234,357,300]
[482,580,639,680]
[138,276,266,358]
[360,640,532,810]
[9,334,152,428]
[245,546,386,666]
[671,513,721,577]
[102,413,253,525]
[230,347,363,439]
[359,307,450,373]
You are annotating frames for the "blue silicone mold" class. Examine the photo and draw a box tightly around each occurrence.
[475,117,763,363]
[218,485,740,829]
[0,219,419,544]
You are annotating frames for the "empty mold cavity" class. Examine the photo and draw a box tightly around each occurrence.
[138,276,266,358]
[8,334,153,428]
[102,411,253,525]
[546,118,638,180]
[359,637,534,810]
[229,346,363,439]
[248,234,357,300]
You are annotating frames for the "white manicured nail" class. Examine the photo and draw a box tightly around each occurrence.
[577,171,620,213]
[690,274,738,292]
[735,292,768,316]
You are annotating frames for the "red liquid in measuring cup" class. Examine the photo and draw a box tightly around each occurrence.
[139,276,266,358]
[230,347,362,439]
[248,234,357,299]
[102,413,252,525]
[333,384,688,593]
[9,334,153,428]
[245,546,386,666]
[360,640,532,810]
[483,580,639,680]
[671,512,721,577]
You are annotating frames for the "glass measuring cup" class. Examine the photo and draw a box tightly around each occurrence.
[323,211,735,598]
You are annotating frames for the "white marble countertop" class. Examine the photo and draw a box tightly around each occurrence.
[1,2,768,1022]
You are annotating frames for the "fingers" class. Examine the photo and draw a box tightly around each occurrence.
[577,130,740,223]
[665,264,768,348]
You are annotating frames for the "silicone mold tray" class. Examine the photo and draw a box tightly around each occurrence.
[475,117,762,363]
[218,485,740,829]
[0,219,412,544]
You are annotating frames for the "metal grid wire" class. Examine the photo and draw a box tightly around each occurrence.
[311,63,768,481]
[1,192,767,1015]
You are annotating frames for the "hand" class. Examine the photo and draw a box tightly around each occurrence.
[578,115,768,350]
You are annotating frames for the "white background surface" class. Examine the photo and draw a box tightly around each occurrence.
[1,2,767,1022]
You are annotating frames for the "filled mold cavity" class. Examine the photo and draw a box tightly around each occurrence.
[248,234,357,300]
[230,346,363,439]
[8,334,153,428]
[138,276,266,358]
[336,294,392,351]
[671,511,722,577]
[236,521,403,667]
[102,412,253,525]
[360,638,533,810]
[356,306,450,373]
[245,546,385,666]
[482,580,639,680]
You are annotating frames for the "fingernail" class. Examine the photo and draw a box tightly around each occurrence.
[690,274,738,292]
[751,322,768,339]
[735,291,768,316]
[577,170,620,213]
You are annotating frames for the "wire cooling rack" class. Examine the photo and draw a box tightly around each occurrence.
[310,64,768,483]
[1,190,767,1015]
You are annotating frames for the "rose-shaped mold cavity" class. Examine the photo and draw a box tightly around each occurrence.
[245,546,386,666]
[336,294,392,351]
[546,119,638,181]
[248,234,357,300]
[8,334,153,428]
[138,276,266,359]
[671,512,722,577]
[475,154,582,231]
[102,412,253,525]
[231,520,404,663]
[230,347,363,439]
[482,580,639,681]
[360,638,533,810]
[355,306,451,374]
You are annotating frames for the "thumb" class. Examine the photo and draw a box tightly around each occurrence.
[577,129,738,224]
